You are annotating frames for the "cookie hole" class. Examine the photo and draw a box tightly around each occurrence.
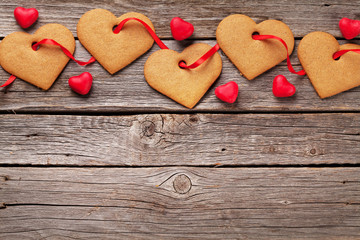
[179,60,187,69]
[252,32,260,39]
[31,42,40,51]
[333,55,341,61]
[252,31,260,38]
[113,25,119,34]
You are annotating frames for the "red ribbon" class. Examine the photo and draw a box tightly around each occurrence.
[0,75,16,88]
[1,39,96,88]
[114,17,219,69]
[252,34,306,76]
[333,49,360,60]
[2,18,219,88]
[113,17,168,50]
[32,39,96,66]
[179,43,220,69]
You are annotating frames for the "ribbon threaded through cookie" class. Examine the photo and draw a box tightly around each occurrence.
[179,44,220,69]
[32,39,96,66]
[252,34,306,75]
[2,18,220,88]
[113,17,169,50]
[113,17,220,69]
[1,39,96,88]
[333,49,360,59]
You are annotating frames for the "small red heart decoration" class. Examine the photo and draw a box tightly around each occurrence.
[14,7,39,29]
[68,72,93,95]
[215,81,239,103]
[170,17,194,41]
[339,17,360,40]
[272,75,296,97]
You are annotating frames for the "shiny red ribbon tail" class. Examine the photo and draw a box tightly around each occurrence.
[252,34,306,76]
[179,43,220,69]
[333,49,360,59]
[32,39,96,66]
[0,75,16,88]
[114,17,219,69]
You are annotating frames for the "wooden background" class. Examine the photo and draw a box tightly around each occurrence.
[1,0,360,239]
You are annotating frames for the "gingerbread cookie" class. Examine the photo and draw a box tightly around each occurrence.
[144,43,222,109]
[216,14,294,80]
[0,23,75,90]
[298,31,360,98]
[77,9,155,74]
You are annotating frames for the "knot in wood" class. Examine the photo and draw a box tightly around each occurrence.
[269,145,275,153]
[189,115,199,123]
[173,174,192,194]
[142,121,156,137]
[1,175,9,181]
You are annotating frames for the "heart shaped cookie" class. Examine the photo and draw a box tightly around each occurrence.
[77,9,155,74]
[298,31,360,98]
[216,14,294,80]
[144,43,222,108]
[0,24,75,90]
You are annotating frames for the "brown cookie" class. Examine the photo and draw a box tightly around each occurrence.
[0,24,75,90]
[216,14,294,80]
[298,31,360,98]
[144,43,222,109]
[77,9,155,74]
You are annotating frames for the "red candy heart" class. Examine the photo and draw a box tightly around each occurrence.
[170,17,194,41]
[215,81,239,103]
[339,17,360,40]
[68,72,93,95]
[272,75,296,97]
[14,7,39,29]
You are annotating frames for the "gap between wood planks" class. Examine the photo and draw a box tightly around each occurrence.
[1,109,360,115]
[1,163,360,168]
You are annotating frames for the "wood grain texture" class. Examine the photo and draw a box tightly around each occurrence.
[1,40,360,113]
[0,113,359,166]
[1,167,359,239]
[1,1,360,239]
[0,0,359,39]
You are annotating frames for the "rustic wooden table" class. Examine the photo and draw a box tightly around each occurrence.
[1,0,360,239]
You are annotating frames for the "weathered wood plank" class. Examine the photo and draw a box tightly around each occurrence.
[0,167,359,239]
[0,113,359,166]
[1,40,360,112]
[0,0,359,39]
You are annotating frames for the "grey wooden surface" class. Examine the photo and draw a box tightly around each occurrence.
[0,113,359,166]
[1,167,360,239]
[0,0,360,239]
